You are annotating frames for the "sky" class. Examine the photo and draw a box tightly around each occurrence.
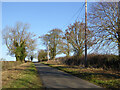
[1,2,87,61]
[1,1,119,61]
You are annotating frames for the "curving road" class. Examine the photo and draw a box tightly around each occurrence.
[34,63,103,89]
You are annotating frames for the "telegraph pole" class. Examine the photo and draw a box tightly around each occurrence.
[85,0,88,67]
[118,1,120,58]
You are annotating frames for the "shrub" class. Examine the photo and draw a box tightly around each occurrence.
[57,54,119,71]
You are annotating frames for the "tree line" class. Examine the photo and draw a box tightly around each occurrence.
[39,21,94,61]
[2,2,120,63]
[38,2,120,63]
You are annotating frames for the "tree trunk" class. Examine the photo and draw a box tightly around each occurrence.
[53,44,56,61]
[24,57,26,63]
[15,55,20,61]
[78,50,85,66]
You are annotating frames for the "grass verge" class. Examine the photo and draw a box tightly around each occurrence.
[2,62,42,88]
[2,61,23,71]
[41,61,120,89]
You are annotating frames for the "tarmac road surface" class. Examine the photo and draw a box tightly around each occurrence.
[34,63,102,89]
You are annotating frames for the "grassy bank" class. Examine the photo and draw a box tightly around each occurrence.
[2,62,42,88]
[2,61,23,70]
[42,61,120,89]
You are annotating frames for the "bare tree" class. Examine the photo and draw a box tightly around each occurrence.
[59,35,73,57]
[40,29,63,60]
[39,34,50,61]
[38,49,47,62]
[3,22,37,62]
[88,2,119,57]
[48,29,63,60]
[65,21,94,57]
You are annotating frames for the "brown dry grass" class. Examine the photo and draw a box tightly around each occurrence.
[2,61,23,71]
[2,62,42,88]
[45,60,120,76]
[2,63,29,86]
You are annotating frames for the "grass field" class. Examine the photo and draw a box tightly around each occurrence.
[42,61,120,89]
[2,62,42,88]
